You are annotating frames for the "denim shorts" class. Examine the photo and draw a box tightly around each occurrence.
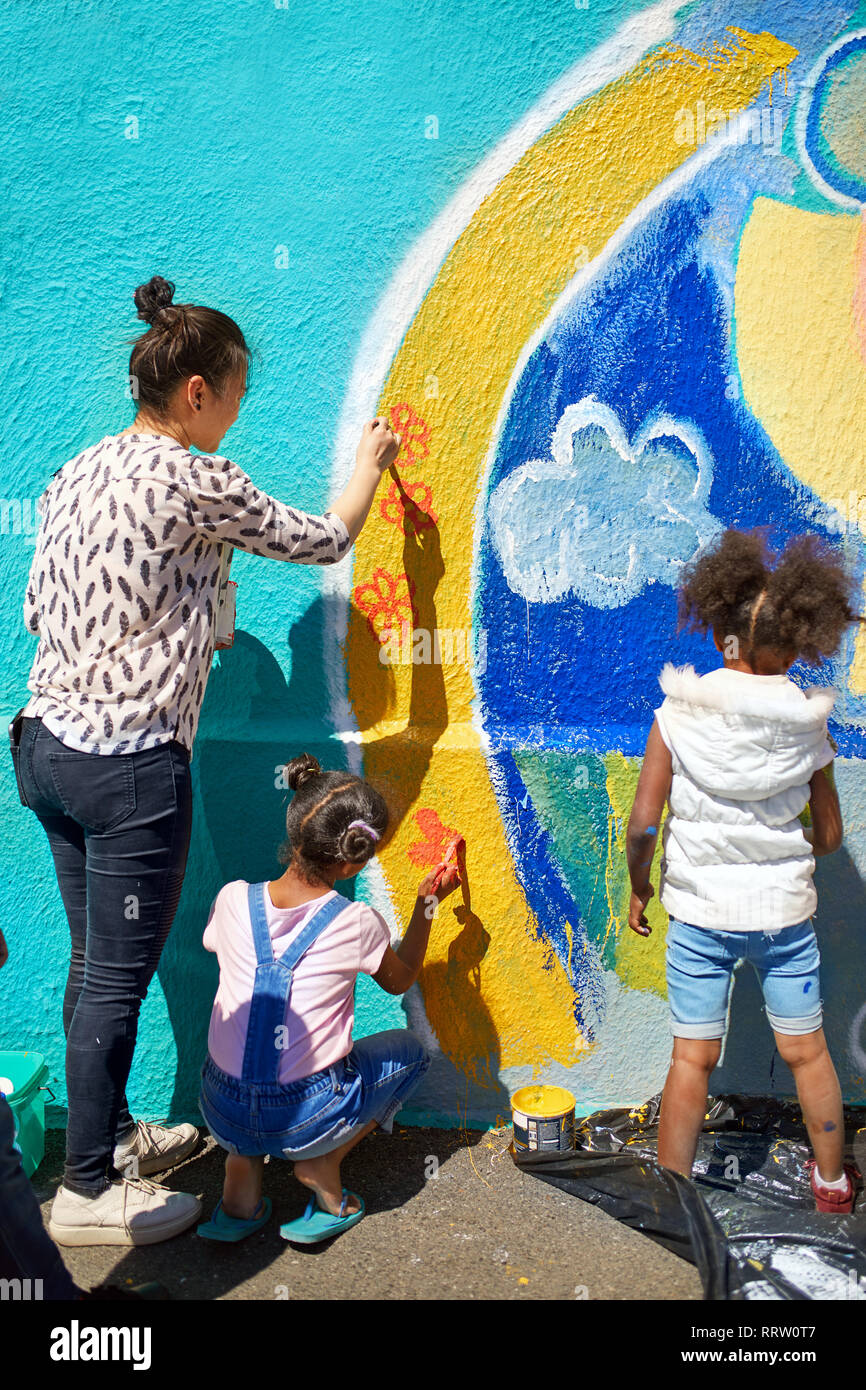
[665,917,823,1041]
[199,1028,430,1160]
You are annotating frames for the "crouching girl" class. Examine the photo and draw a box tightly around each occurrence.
[197,753,459,1243]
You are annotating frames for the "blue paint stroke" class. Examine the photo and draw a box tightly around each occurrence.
[489,751,607,1040]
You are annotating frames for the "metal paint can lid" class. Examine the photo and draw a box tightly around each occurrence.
[510,1084,576,1120]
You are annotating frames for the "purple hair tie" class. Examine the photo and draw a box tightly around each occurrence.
[347,819,380,843]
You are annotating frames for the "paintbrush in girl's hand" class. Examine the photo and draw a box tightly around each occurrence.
[430,835,466,894]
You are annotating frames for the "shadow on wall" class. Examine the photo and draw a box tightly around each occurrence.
[711,847,866,1104]
[152,580,508,1125]
[416,887,511,1125]
[155,599,364,1122]
[345,516,511,1123]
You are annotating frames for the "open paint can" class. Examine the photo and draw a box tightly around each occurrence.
[511,1084,576,1154]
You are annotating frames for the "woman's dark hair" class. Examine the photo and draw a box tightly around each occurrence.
[128,275,251,416]
[678,527,863,664]
[277,753,390,884]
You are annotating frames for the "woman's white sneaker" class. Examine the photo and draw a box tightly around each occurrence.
[113,1119,200,1177]
[49,1176,201,1246]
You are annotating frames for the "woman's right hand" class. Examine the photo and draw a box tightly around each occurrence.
[356,417,401,475]
[330,418,404,547]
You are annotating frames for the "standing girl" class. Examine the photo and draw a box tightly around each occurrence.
[627,528,862,1211]
[11,275,400,1246]
[197,753,460,1243]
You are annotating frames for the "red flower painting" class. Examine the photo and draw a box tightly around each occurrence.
[353,567,418,641]
[379,479,438,534]
[389,403,430,468]
[407,807,460,869]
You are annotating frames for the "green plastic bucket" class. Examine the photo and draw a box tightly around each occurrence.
[0,1051,51,1178]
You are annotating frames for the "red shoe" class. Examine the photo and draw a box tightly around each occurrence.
[807,1160,861,1214]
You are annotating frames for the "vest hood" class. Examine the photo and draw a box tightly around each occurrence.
[656,663,836,802]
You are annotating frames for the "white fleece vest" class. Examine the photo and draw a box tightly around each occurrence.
[654,664,836,931]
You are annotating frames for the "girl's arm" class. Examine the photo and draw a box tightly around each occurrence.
[372,864,460,996]
[806,762,843,856]
[626,719,673,937]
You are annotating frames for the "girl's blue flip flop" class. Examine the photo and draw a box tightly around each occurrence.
[197,1196,272,1242]
[279,1190,365,1245]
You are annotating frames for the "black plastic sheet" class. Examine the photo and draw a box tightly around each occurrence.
[512,1093,866,1300]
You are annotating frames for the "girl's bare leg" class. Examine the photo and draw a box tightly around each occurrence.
[773,1027,844,1181]
[657,1037,722,1176]
[221,1154,266,1220]
[292,1119,379,1215]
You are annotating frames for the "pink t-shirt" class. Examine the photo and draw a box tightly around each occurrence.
[203,880,392,1084]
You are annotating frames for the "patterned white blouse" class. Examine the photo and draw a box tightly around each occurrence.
[21,432,351,759]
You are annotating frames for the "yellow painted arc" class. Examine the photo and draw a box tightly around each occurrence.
[734,198,866,689]
[348,31,799,1081]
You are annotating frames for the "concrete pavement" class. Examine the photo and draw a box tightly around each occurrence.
[35,1124,702,1301]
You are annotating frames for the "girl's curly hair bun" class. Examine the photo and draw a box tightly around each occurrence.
[337,825,377,864]
[678,527,862,664]
[277,755,389,884]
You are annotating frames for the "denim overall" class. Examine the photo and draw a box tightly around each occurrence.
[242,883,345,1082]
[199,882,431,1159]
[200,885,347,1157]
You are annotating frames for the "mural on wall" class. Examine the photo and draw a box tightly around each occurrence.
[334,1,866,1118]
[6,0,866,1130]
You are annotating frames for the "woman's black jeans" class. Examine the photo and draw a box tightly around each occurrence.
[12,716,193,1196]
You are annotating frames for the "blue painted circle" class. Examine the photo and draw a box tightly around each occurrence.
[804,34,866,206]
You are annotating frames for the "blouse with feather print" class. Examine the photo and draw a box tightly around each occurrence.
[20,432,351,760]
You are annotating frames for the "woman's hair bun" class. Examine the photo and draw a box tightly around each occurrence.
[285,752,322,793]
[133,276,177,326]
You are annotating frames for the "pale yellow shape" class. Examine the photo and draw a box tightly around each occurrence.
[605,753,669,997]
[734,198,866,687]
[348,30,798,1078]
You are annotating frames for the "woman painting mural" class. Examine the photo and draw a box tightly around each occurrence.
[9,276,400,1247]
